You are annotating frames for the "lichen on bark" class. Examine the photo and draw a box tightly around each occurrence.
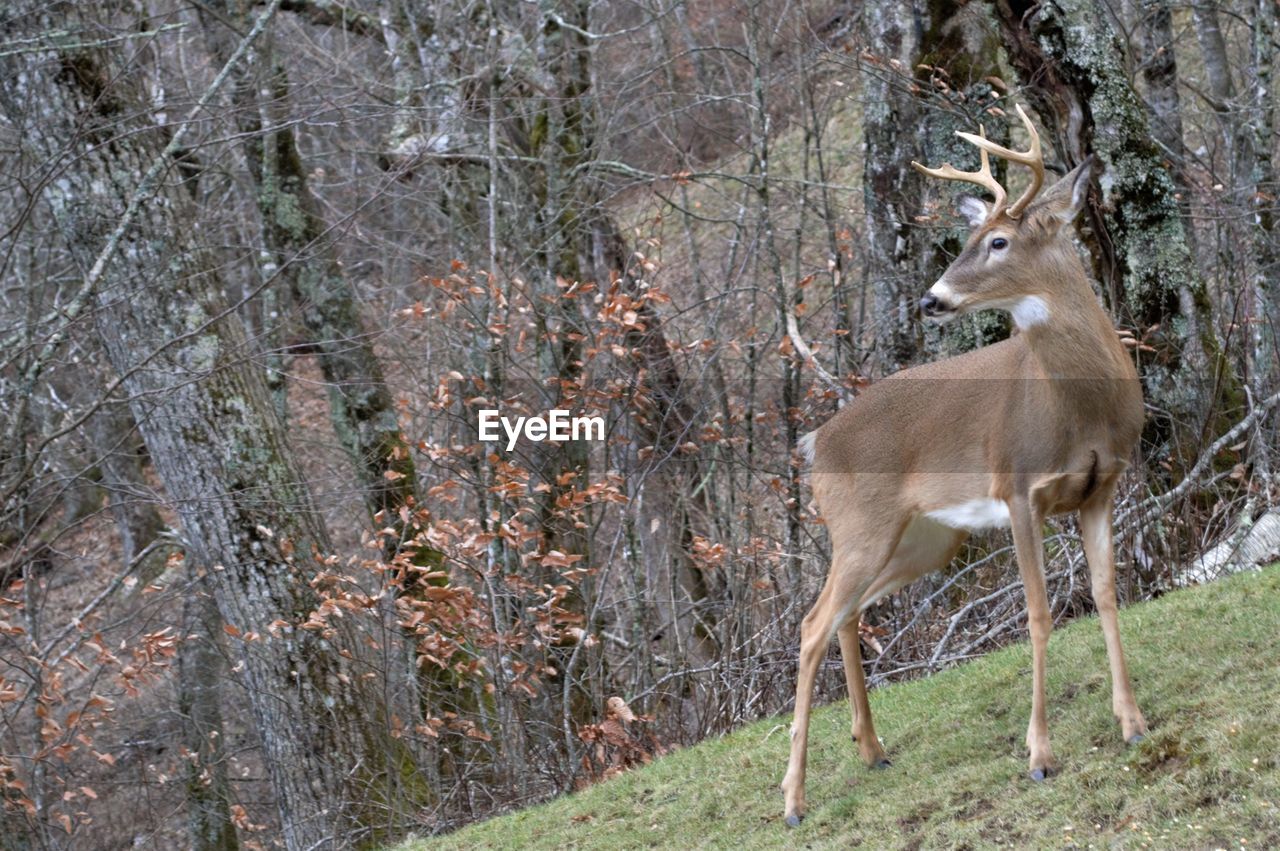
[991,0,1241,459]
[1,6,427,846]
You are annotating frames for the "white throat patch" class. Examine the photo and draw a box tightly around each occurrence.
[1010,295,1050,329]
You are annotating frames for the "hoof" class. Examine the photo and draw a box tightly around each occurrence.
[785,814,803,828]
[1126,734,1145,746]
[1029,767,1050,782]
[873,758,892,770]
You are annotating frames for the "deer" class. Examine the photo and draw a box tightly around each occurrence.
[780,105,1148,827]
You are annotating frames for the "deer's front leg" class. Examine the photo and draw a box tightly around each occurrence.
[1079,490,1147,744]
[1008,497,1056,780]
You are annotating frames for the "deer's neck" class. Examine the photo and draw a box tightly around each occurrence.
[1016,272,1132,382]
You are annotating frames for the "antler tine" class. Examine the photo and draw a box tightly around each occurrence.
[910,126,1008,214]
[954,103,1045,218]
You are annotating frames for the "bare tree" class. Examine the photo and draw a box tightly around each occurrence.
[201,1,422,533]
[1,3,423,846]
[991,0,1239,459]
[0,1,1275,844]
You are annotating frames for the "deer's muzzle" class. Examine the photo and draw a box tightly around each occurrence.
[920,282,959,322]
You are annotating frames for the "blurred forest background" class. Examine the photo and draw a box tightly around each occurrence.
[1,0,1278,848]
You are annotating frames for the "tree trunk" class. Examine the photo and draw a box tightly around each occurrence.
[1246,0,1279,477]
[1136,1,1186,178]
[861,0,926,373]
[917,1,1012,355]
[1,9,419,847]
[90,397,168,579]
[203,6,449,772]
[533,0,595,569]
[178,570,239,851]
[590,218,723,655]
[1135,0,1197,253]
[862,0,1009,369]
[991,0,1238,460]
[1191,4,1235,110]
[202,1,421,533]
[512,2,601,748]
[378,0,475,169]
[1188,1,1275,471]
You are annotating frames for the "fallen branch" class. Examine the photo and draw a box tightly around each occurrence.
[1116,388,1280,534]
[1177,510,1280,586]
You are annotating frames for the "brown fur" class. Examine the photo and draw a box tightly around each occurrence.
[781,162,1148,826]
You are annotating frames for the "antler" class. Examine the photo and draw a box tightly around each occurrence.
[911,126,1006,214]
[956,104,1044,218]
[911,103,1046,220]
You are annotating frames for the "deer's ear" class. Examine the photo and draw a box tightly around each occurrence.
[1032,156,1094,224]
[956,195,991,229]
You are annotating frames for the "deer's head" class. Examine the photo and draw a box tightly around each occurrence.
[912,105,1092,330]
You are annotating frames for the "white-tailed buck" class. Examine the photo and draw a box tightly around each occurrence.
[781,105,1147,826]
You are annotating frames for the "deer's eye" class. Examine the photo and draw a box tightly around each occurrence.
[991,237,1009,250]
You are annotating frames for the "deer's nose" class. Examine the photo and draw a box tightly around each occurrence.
[920,293,943,316]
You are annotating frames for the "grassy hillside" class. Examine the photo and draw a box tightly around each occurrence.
[401,567,1280,850]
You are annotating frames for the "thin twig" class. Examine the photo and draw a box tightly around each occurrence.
[1117,389,1280,533]
[43,536,179,668]
[3,0,284,447]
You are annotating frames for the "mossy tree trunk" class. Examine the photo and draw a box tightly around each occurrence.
[529,0,595,570]
[0,7,421,847]
[202,0,461,812]
[509,1,600,743]
[861,0,927,373]
[862,0,1009,371]
[202,1,421,535]
[991,0,1240,462]
[493,0,647,759]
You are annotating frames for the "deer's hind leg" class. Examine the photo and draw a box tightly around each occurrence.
[781,524,904,827]
[837,517,966,769]
[836,618,889,768]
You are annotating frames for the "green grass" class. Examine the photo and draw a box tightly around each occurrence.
[401,567,1280,850]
